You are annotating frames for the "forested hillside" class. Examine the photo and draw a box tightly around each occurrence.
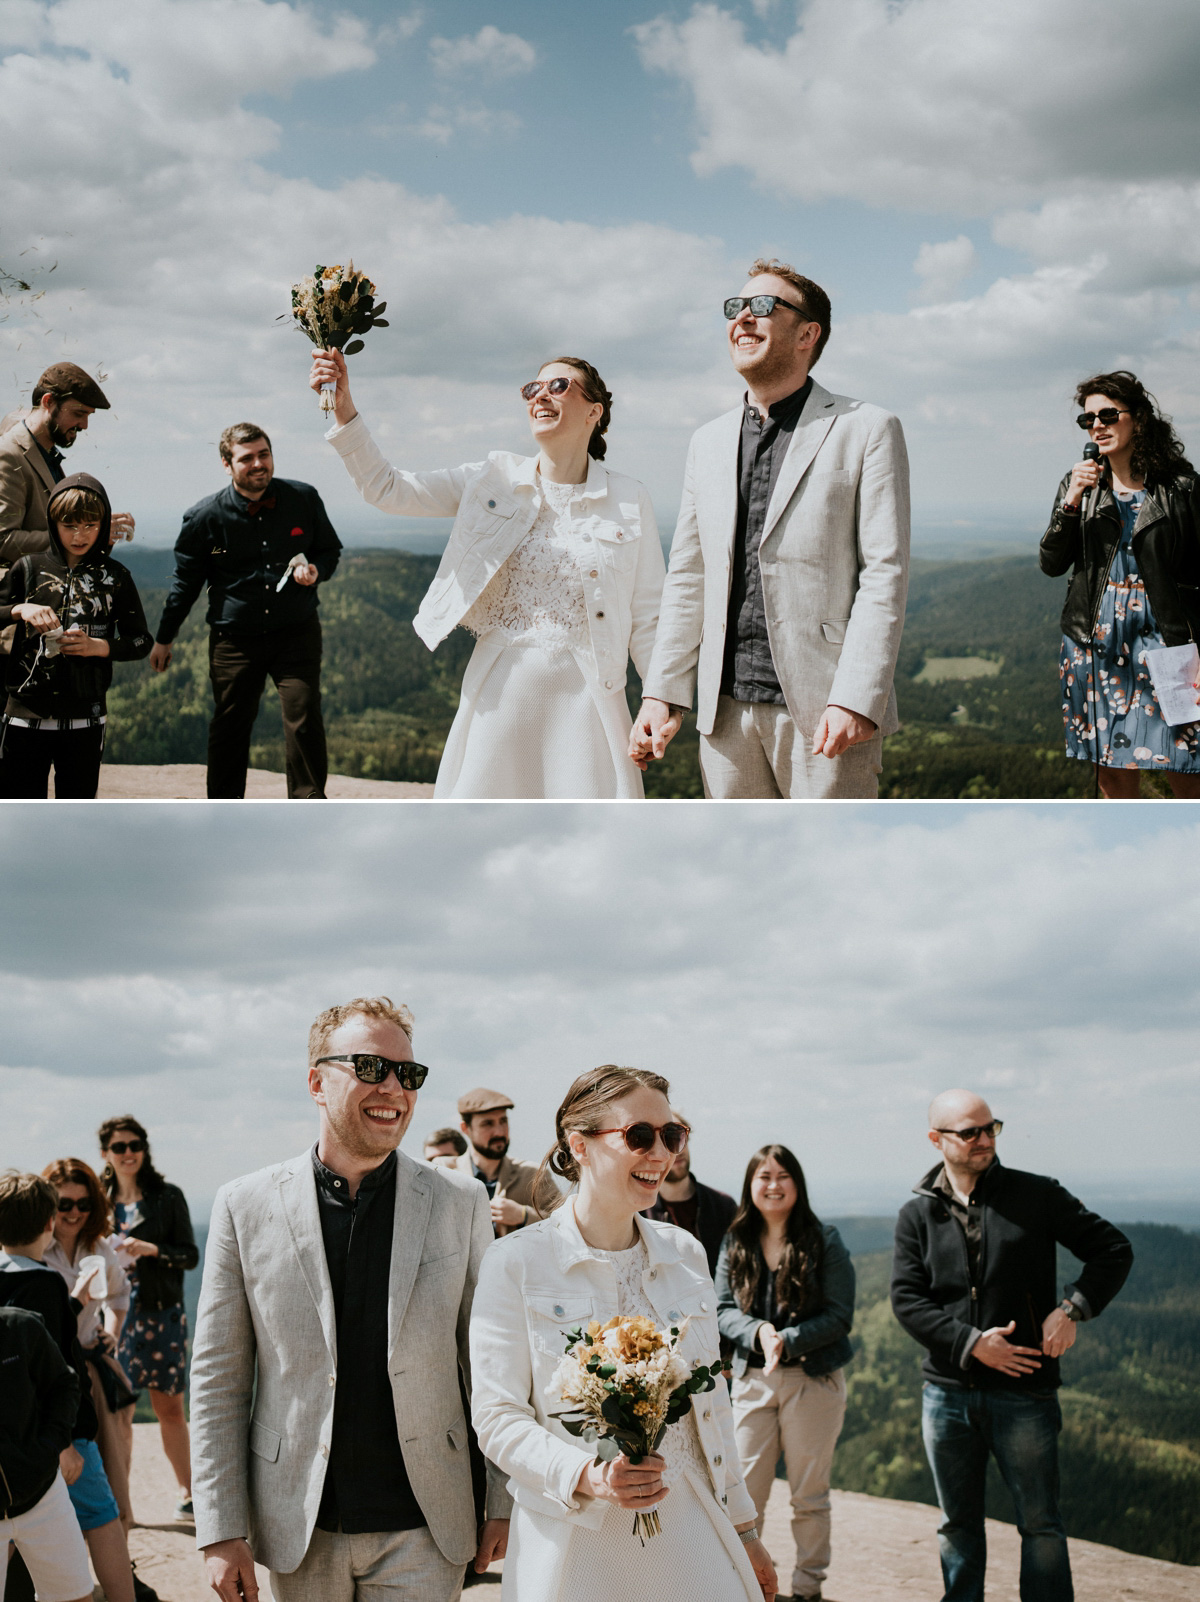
[108,547,1122,798]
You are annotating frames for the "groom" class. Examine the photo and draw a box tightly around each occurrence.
[630,258,910,798]
[191,995,509,1602]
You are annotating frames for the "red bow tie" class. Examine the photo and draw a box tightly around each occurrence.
[247,495,277,516]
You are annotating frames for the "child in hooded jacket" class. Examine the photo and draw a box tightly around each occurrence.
[0,473,151,798]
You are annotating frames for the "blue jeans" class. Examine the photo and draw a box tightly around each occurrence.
[921,1383,1073,1602]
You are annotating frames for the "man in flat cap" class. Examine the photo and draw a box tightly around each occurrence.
[453,1090,556,1236]
[0,364,134,570]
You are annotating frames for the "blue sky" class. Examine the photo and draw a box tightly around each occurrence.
[1,801,1196,1226]
[3,0,1200,549]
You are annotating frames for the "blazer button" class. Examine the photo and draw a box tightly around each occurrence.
[554,1305,565,1317]
[648,1269,656,1280]
[320,1444,329,1458]
[701,1302,708,1312]
[703,1408,712,1421]
[713,1454,722,1466]
[328,1374,336,1387]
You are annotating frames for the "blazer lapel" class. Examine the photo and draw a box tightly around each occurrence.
[699,406,743,580]
[386,1151,434,1364]
[762,380,838,542]
[17,424,57,496]
[278,1155,338,1362]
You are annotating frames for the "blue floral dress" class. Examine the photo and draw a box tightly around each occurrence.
[1060,490,1200,771]
[114,1200,189,1395]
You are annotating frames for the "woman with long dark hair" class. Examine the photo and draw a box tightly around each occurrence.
[98,1116,198,1520]
[470,1065,777,1601]
[309,347,664,798]
[716,1145,854,1602]
[1041,370,1200,797]
[42,1157,137,1533]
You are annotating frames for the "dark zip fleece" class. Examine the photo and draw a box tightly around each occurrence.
[0,472,152,720]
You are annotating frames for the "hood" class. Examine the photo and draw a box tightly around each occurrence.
[46,472,112,567]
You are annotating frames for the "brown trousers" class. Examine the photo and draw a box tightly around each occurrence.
[207,617,326,798]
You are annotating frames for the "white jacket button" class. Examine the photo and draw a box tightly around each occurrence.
[554,1305,565,1317]
[668,1310,680,1320]
[604,680,612,689]
[701,1301,708,1312]
[487,499,496,508]
[596,611,604,618]
[589,569,599,578]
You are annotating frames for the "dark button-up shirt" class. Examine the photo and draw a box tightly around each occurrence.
[155,478,341,643]
[311,1146,425,1534]
[722,378,812,703]
[34,435,65,484]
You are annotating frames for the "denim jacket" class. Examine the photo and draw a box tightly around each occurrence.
[716,1223,855,1380]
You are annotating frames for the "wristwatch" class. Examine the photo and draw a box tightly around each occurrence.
[1058,1299,1082,1322]
[737,1528,760,1545]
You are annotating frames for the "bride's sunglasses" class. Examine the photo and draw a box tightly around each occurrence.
[591,1121,690,1154]
[520,376,580,402]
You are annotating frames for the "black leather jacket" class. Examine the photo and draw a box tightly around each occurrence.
[1040,469,1200,646]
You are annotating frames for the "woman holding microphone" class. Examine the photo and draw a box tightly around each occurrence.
[1041,370,1200,796]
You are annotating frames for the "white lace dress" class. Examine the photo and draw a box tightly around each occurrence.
[538,1238,761,1602]
[434,477,645,799]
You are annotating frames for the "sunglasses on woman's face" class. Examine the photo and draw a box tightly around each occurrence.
[520,376,579,402]
[56,1197,94,1215]
[1076,408,1129,430]
[591,1121,690,1155]
[106,1140,145,1155]
[313,1054,430,1090]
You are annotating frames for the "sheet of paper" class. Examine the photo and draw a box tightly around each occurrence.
[1144,642,1200,726]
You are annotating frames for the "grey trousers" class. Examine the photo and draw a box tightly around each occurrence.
[701,695,882,799]
[269,1526,463,1602]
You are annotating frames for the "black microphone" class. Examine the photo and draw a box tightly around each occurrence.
[1079,440,1101,506]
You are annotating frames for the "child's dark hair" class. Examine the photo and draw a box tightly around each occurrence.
[50,485,106,525]
[0,1170,57,1247]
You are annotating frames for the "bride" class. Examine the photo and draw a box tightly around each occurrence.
[469,1065,777,1601]
[309,348,664,798]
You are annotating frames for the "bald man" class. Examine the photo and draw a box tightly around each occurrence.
[890,1090,1132,1602]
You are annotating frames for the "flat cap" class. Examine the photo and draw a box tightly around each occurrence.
[35,363,110,410]
[457,1087,514,1117]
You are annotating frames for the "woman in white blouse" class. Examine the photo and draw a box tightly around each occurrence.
[469,1065,777,1602]
[310,349,665,799]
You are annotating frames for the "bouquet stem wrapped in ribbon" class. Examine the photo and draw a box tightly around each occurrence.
[552,1314,721,1544]
[283,264,389,411]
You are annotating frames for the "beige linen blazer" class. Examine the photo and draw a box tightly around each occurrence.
[0,421,55,568]
[642,379,910,737]
[450,1150,559,1232]
[190,1148,509,1574]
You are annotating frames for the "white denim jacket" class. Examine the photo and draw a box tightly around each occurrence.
[469,1201,756,1537]
[326,414,665,694]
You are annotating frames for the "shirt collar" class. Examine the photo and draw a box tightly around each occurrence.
[744,376,812,425]
[549,1196,679,1274]
[0,1250,50,1273]
[516,455,610,502]
[311,1143,397,1197]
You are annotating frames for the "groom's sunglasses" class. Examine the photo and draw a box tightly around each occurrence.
[592,1121,690,1155]
[724,294,807,320]
[314,1054,430,1090]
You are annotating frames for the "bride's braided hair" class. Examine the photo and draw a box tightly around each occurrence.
[543,357,613,460]
[534,1063,672,1207]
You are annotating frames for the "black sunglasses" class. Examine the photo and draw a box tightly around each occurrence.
[106,1139,145,1155]
[1076,408,1128,430]
[724,295,808,321]
[935,1120,1003,1144]
[314,1054,430,1090]
[56,1197,94,1214]
[591,1121,690,1154]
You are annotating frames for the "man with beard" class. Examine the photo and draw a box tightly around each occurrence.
[640,1122,735,1278]
[150,423,341,798]
[191,996,510,1602]
[0,365,135,611]
[629,258,910,798]
[452,1090,557,1236]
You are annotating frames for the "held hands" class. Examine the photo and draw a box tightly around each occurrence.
[1041,1306,1078,1359]
[735,1527,778,1601]
[628,698,683,769]
[308,348,357,428]
[812,703,876,759]
[972,1321,1043,1377]
[758,1321,785,1377]
[473,1518,509,1572]
[578,1451,669,1511]
[203,1538,259,1602]
[1065,458,1103,509]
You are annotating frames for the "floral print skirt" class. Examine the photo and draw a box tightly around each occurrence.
[118,1295,188,1395]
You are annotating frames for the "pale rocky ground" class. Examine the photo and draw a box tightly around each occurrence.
[122,1423,1196,1601]
[82,765,433,800]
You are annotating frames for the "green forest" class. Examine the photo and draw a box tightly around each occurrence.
[107,544,1155,799]
[833,1222,1200,1566]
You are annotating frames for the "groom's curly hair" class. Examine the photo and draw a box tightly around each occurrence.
[534,1064,673,1207]
[308,996,415,1064]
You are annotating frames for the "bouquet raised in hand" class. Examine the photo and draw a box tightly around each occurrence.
[553,1313,720,1543]
[283,263,388,411]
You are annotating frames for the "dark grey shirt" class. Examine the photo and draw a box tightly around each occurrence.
[722,378,812,703]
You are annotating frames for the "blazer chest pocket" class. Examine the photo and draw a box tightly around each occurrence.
[587,519,641,567]
[527,1295,594,1357]
[249,1420,281,1463]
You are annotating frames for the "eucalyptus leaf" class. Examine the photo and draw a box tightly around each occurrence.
[344,339,365,355]
[594,1438,621,1463]
[371,318,390,327]
[373,301,387,315]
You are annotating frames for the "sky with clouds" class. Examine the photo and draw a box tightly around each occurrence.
[3,0,1200,552]
[1,801,1196,1230]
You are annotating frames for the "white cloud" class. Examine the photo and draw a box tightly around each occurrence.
[913,236,978,305]
[429,24,537,78]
